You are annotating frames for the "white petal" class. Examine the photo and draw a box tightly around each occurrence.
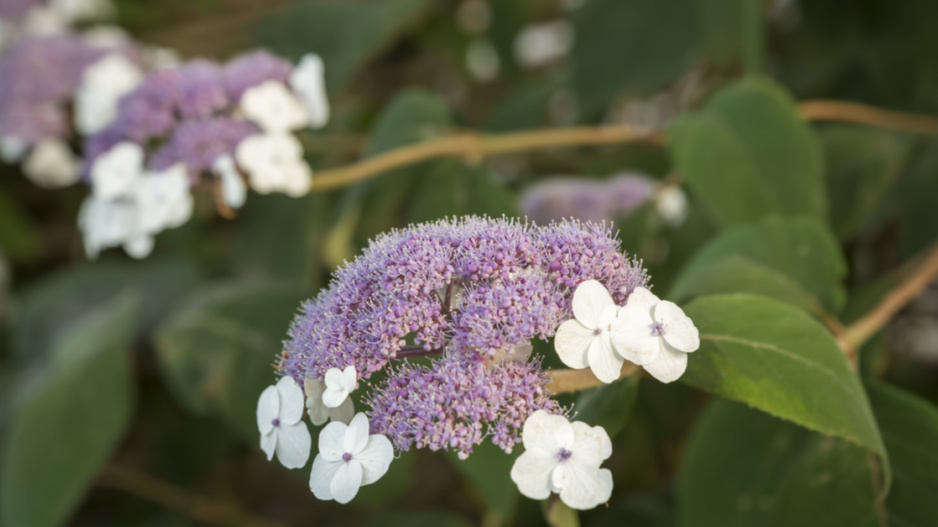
[654,301,700,352]
[213,155,247,210]
[625,286,659,312]
[318,420,348,462]
[22,138,79,188]
[358,434,394,485]
[558,465,613,510]
[510,450,556,500]
[571,280,616,329]
[329,397,354,425]
[553,319,594,370]
[239,80,309,133]
[275,421,311,469]
[256,385,280,435]
[587,334,625,384]
[305,378,330,426]
[522,410,574,453]
[549,463,566,493]
[344,412,370,455]
[340,365,357,392]
[260,430,277,461]
[323,367,352,408]
[330,459,363,504]
[309,455,341,501]
[322,386,348,409]
[289,54,330,129]
[610,306,659,366]
[276,376,305,426]
[570,421,612,464]
[91,142,143,199]
[643,344,688,384]
[123,231,154,259]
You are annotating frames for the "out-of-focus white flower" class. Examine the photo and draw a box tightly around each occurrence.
[304,377,354,426]
[49,0,113,23]
[289,54,330,129]
[514,20,574,69]
[554,280,631,383]
[81,25,130,49]
[257,376,312,469]
[466,38,500,82]
[0,136,27,163]
[22,138,80,188]
[212,154,246,209]
[90,142,144,199]
[77,195,146,259]
[510,410,613,510]
[611,287,699,383]
[309,413,393,504]
[22,7,68,36]
[75,54,142,135]
[323,366,357,409]
[132,164,193,234]
[654,185,688,227]
[141,45,180,69]
[235,133,312,197]
[239,80,309,133]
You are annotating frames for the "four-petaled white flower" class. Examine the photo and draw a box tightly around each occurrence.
[554,280,629,383]
[323,365,357,409]
[75,54,142,135]
[235,133,312,197]
[239,80,310,133]
[289,54,330,129]
[510,410,613,510]
[309,412,393,504]
[132,164,193,235]
[212,155,246,209]
[304,377,353,426]
[22,138,80,188]
[257,376,313,469]
[90,141,144,199]
[611,287,699,383]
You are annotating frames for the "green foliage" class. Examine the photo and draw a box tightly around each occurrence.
[681,294,886,468]
[669,218,846,314]
[0,296,137,527]
[447,440,519,521]
[573,376,640,439]
[670,78,826,227]
[154,283,308,437]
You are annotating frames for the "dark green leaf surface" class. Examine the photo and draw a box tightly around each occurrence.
[573,376,640,439]
[669,218,846,314]
[447,440,518,520]
[670,78,826,227]
[0,296,137,527]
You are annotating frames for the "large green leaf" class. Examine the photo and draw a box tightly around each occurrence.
[0,296,137,527]
[681,295,886,468]
[573,376,640,439]
[447,441,519,521]
[678,400,882,527]
[867,381,938,526]
[154,283,308,437]
[669,218,846,314]
[670,78,826,227]
[10,259,200,364]
[572,0,699,114]
[409,163,518,224]
[256,0,432,92]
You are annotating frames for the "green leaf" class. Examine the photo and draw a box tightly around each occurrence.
[681,295,887,471]
[11,259,200,365]
[256,0,432,92]
[669,218,846,314]
[0,189,42,264]
[670,78,826,227]
[409,163,518,224]
[363,511,472,527]
[572,0,699,114]
[678,399,882,527]
[573,376,640,439]
[153,283,308,437]
[233,194,318,285]
[694,0,747,67]
[447,441,518,520]
[0,296,137,527]
[867,381,938,526]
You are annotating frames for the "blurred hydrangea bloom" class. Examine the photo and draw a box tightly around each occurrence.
[520,173,657,225]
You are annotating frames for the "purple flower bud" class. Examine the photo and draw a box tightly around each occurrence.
[176,59,228,119]
[149,117,257,176]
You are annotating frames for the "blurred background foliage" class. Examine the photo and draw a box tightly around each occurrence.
[2,0,938,526]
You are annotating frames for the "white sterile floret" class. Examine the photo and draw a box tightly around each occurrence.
[309,412,393,504]
[654,185,688,227]
[132,164,193,234]
[49,0,113,23]
[510,410,613,510]
[239,80,309,133]
[91,141,144,199]
[75,54,142,135]
[289,54,330,129]
[257,376,313,469]
[235,133,311,197]
[77,194,150,259]
[322,365,357,409]
[305,377,354,426]
[22,7,67,36]
[611,287,699,383]
[513,20,574,69]
[212,155,246,209]
[0,136,26,163]
[22,138,79,188]
[554,280,628,383]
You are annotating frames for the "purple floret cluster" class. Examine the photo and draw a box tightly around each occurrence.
[520,173,658,227]
[280,216,648,458]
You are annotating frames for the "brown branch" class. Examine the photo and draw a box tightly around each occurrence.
[546,362,640,394]
[798,100,938,135]
[840,243,938,356]
[97,465,287,527]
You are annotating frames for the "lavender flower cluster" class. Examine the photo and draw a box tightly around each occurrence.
[281,216,648,458]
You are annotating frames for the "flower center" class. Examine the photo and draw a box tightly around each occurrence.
[649,321,665,337]
[593,328,603,336]
[342,452,353,462]
[556,448,573,463]
[271,418,280,427]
